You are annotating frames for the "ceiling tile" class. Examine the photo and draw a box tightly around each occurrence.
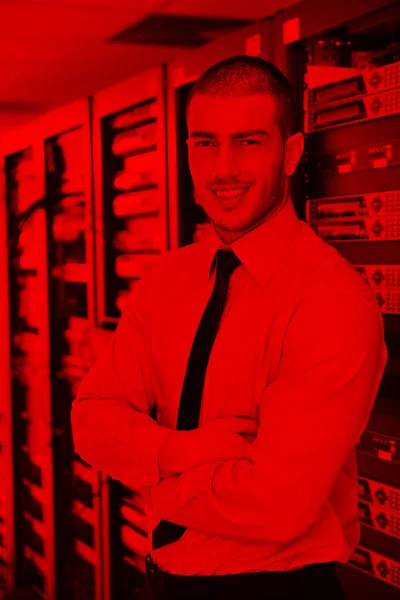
[0,3,147,40]
[0,38,89,61]
[4,0,167,9]
[0,42,178,104]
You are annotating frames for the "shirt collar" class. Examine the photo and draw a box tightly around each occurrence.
[203,196,304,287]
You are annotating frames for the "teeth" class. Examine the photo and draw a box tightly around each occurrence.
[214,188,248,198]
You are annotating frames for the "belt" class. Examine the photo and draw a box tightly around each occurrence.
[145,553,341,598]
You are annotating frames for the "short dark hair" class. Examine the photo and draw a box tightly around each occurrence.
[186,55,298,142]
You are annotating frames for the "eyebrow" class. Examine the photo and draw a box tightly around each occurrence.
[190,129,270,139]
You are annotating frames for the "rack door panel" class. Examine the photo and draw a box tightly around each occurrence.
[91,66,169,599]
[2,136,56,600]
[92,66,169,329]
[0,156,16,597]
[39,99,109,600]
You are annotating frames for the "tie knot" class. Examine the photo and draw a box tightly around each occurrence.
[215,248,241,279]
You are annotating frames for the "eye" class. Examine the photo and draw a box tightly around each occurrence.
[194,140,214,147]
[238,139,260,146]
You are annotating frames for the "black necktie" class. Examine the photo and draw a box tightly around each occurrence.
[152,248,241,550]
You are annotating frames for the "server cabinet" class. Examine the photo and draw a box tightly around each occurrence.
[91,66,169,599]
[276,1,400,598]
[0,165,14,598]
[92,66,169,330]
[0,142,18,598]
[0,99,109,600]
[1,126,56,600]
[38,100,109,600]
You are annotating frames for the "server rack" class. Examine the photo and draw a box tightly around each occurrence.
[1,128,56,600]
[0,167,12,597]
[0,100,109,600]
[91,66,169,599]
[92,66,169,329]
[39,100,108,600]
[0,141,19,598]
[280,1,400,598]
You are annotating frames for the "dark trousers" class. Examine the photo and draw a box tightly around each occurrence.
[142,554,347,599]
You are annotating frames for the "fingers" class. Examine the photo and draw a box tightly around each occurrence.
[241,421,259,435]
[241,433,257,443]
[231,416,259,434]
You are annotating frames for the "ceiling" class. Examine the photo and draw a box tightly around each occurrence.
[0,0,300,137]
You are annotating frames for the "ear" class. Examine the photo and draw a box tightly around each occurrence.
[284,133,304,177]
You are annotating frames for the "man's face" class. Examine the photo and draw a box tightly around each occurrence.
[187,92,302,243]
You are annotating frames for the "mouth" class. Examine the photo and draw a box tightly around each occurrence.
[211,186,250,208]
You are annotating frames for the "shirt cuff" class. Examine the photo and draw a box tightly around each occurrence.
[138,420,174,486]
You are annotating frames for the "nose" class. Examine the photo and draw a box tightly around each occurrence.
[211,145,240,180]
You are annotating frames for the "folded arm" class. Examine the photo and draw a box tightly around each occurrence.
[150,293,388,543]
[71,263,173,488]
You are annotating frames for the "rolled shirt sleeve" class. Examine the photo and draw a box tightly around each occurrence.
[150,292,388,543]
[71,264,172,488]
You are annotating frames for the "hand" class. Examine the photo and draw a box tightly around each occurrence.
[158,416,259,477]
[185,415,259,472]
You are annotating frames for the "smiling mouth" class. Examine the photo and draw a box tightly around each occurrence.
[212,187,250,198]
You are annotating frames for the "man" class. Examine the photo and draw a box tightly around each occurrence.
[71,56,387,599]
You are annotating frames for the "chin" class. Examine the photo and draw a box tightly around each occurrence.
[213,215,253,234]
